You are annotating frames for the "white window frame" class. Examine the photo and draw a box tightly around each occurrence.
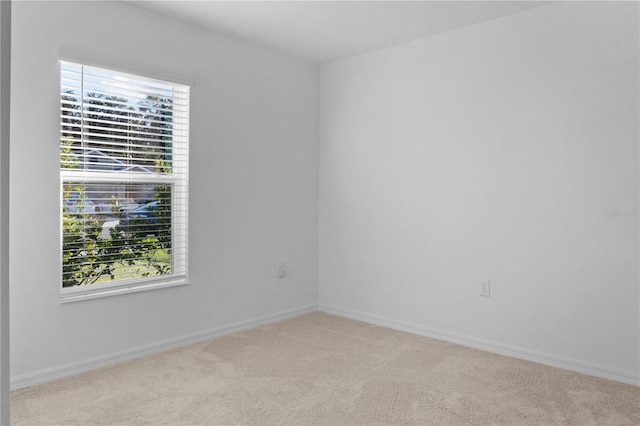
[59,61,190,303]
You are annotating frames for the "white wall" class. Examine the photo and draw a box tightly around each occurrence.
[0,0,11,420]
[319,2,639,383]
[11,1,318,382]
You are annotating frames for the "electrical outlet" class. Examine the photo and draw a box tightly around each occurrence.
[480,280,490,297]
[277,262,287,279]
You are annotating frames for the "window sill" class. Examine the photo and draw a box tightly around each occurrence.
[60,277,189,304]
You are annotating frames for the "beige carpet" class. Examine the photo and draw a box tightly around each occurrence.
[11,312,640,425]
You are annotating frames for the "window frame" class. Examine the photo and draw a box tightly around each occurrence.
[59,60,190,303]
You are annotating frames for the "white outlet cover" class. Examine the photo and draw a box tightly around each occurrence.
[277,263,287,278]
[480,280,490,297]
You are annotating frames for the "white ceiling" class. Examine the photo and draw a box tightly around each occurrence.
[132,1,550,64]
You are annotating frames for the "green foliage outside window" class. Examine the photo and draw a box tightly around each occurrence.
[61,181,172,288]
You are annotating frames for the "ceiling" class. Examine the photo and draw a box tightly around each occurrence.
[132,1,550,64]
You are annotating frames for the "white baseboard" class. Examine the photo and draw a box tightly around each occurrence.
[319,303,640,387]
[13,303,638,390]
[11,304,317,390]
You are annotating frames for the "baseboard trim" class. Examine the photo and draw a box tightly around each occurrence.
[11,304,317,390]
[318,303,640,387]
[13,303,638,389]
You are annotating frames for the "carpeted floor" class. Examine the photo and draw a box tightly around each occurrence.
[11,312,640,425]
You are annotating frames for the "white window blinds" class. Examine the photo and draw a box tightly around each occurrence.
[60,61,189,300]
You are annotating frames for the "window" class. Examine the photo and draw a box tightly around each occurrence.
[60,61,189,302]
